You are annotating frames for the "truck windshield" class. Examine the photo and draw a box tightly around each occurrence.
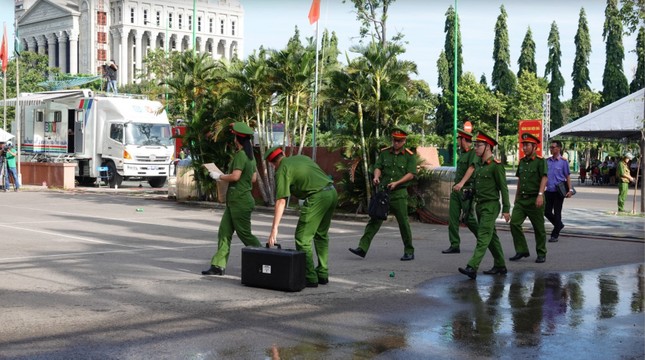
[124,123,173,146]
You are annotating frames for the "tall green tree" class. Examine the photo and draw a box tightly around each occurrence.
[630,26,645,92]
[443,5,463,93]
[545,21,565,129]
[571,8,592,103]
[492,5,516,95]
[602,0,630,105]
[517,27,537,77]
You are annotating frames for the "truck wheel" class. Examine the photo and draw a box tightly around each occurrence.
[107,162,123,188]
[148,176,167,188]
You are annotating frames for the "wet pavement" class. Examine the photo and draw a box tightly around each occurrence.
[0,187,643,359]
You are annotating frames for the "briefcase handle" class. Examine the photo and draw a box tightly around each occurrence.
[265,243,282,249]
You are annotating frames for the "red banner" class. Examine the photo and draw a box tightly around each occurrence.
[518,119,543,158]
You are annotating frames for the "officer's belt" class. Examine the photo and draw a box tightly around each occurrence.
[520,194,538,199]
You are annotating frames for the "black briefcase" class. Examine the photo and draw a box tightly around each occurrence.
[241,244,306,292]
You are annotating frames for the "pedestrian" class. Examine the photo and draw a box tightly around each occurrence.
[509,133,548,263]
[458,131,510,280]
[544,140,573,242]
[349,128,417,261]
[443,128,479,254]
[265,146,338,287]
[202,122,261,276]
[105,60,118,95]
[2,140,19,192]
[616,152,635,213]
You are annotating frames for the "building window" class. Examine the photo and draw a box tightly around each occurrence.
[168,13,173,28]
[220,19,224,34]
[130,7,135,23]
[118,8,122,22]
[231,21,235,36]
[188,15,192,31]
[198,17,201,32]
[156,11,160,26]
[178,14,182,29]
[97,11,107,25]
[143,9,148,24]
[97,32,107,43]
[209,18,213,33]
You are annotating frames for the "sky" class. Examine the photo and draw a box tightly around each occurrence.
[241,0,640,100]
[0,0,639,100]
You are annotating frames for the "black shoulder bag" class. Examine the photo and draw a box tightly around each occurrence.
[368,187,390,220]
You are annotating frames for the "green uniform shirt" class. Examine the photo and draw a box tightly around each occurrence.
[275,155,332,199]
[516,154,547,195]
[227,150,256,194]
[617,161,630,183]
[5,148,16,168]
[455,147,478,188]
[474,156,510,213]
[375,147,417,188]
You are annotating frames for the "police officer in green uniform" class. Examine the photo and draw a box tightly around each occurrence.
[349,128,417,261]
[458,132,510,280]
[616,152,634,212]
[509,132,548,263]
[202,122,262,275]
[443,129,478,254]
[265,146,338,287]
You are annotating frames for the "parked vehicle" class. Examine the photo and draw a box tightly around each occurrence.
[10,89,174,188]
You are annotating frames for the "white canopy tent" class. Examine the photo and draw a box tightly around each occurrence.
[550,89,644,139]
[550,88,644,212]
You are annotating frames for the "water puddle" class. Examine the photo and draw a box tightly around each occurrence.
[264,264,644,359]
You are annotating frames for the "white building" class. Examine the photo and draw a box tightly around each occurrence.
[15,0,244,86]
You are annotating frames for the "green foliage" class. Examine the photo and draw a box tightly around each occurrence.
[630,26,645,92]
[602,0,630,105]
[517,27,537,77]
[443,5,463,93]
[619,0,645,35]
[570,89,603,119]
[492,5,517,96]
[505,71,548,134]
[572,8,592,101]
[545,21,565,129]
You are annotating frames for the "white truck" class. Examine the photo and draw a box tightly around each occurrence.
[11,89,174,188]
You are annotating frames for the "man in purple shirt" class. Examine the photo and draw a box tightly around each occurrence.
[545,140,573,242]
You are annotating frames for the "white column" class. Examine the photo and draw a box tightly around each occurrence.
[119,28,127,85]
[135,30,142,82]
[58,32,68,73]
[36,36,46,55]
[46,34,57,68]
[68,30,79,74]
[27,38,36,52]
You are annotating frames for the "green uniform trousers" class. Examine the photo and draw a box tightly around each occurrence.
[358,188,414,255]
[467,201,506,270]
[618,182,629,212]
[210,193,261,268]
[510,197,547,257]
[448,189,478,248]
[294,187,338,283]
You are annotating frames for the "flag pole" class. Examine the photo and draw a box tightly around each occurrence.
[452,0,458,166]
[15,17,21,184]
[2,22,6,131]
[311,19,320,161]
[308,0,321,161]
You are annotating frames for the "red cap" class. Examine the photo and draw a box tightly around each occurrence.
[265,146,283,162]
[475,131,497,147]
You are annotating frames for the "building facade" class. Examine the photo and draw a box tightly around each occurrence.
[15,0,244,86]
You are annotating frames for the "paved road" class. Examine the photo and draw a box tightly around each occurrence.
[0,188,642,359]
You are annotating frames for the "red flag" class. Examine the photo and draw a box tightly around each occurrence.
[308,0,320,24]
[0,23,7,73]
